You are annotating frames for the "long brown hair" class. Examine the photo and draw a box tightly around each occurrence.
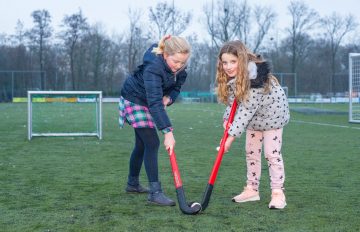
[216,40,261,104]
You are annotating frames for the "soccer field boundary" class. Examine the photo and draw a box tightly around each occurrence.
[292,120,360,130]
[173,105,360,130]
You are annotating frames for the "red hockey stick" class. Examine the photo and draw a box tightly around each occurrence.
[167,148,202,215]
[201,100,238,211]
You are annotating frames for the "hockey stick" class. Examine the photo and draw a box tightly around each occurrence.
[167,148,202,215]
[200,100,238,211]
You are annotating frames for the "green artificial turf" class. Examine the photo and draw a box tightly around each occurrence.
[0,102,359,231]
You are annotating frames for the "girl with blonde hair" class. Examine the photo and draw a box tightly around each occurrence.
[119,35,191,206]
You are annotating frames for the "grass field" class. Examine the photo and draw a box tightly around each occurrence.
[1,102,360,231]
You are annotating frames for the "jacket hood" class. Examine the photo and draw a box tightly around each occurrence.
[226,61,271,88]
[250,61,271,88]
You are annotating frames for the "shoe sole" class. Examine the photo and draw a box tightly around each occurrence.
[125,191,149,194]
[147,200,176,206]
[125,187,149,194]
[269,203,287,209]
[232,195,260,203]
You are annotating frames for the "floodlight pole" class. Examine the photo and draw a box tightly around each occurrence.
[210,0,215,102]
[12,72,14,101]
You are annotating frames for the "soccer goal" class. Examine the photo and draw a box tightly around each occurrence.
[273,73,297,97]
[28,91,103,140]
[349,53,360,123]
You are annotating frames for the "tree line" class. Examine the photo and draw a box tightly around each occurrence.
[0,0,359,101]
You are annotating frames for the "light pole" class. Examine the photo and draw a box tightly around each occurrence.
[210,0,215,102]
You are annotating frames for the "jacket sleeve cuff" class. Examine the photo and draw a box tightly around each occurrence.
[161,127,173,134]
[166,96,173,106]
[169,91,179,105]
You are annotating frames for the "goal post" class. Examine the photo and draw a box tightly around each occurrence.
[272,72,297,97]
[349,53,360,123]
[28,91,103,140]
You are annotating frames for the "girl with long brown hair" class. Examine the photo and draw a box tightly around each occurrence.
[216,40,290,209]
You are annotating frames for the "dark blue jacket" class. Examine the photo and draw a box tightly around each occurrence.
[121,44,188,130]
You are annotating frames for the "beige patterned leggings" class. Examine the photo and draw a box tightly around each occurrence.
[245,128,285,191]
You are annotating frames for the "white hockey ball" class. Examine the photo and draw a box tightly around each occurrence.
[191,202,201,208]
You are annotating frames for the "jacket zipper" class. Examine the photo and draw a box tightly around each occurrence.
[173,64,187,82]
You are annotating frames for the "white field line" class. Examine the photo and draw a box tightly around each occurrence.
[291,120,360,130]
[175,107,360,130]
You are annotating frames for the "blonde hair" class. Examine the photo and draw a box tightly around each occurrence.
[152,35,191,56]
[216,40,274,104]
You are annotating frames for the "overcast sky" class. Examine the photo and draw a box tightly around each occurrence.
[0,0,359,41]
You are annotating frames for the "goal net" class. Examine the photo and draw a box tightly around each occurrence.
[28,91,102,140]
[349,53,360,123]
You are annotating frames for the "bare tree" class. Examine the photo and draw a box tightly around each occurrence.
[11,20,26,46]
[88,24,109,90]
[286,1,319,74]
[11,20,28,69]
[106,34,126,95]
[203,0,243,48]
[27,9,52,89]
[127,8,145,73]
[59,9,89,90]
[183,36,212,91]
[149,1,192,39]
[252,6,277,53]
[321,13,358,94]
[203,0,275,52]
[235,1,251,45]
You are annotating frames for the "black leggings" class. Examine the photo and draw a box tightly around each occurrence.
[128,128,160,182]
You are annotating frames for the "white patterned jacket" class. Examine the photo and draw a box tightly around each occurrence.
[223,62,290,137]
